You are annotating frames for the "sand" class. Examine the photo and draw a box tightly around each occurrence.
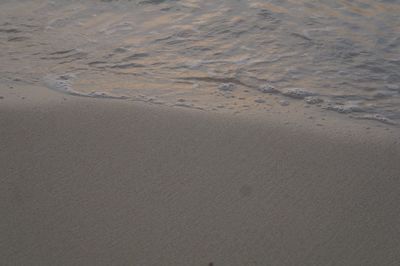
[1,85,400,265]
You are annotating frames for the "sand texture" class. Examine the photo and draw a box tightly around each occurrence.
[1,86,400,265]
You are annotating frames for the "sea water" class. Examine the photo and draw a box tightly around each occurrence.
[0,0,399,125]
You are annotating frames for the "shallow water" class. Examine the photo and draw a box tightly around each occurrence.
[1,0,399,125]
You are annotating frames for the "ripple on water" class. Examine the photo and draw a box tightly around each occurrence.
[1,0,399,127]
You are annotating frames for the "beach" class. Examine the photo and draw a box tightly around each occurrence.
[1,85,399,265]
[1,0,400,264]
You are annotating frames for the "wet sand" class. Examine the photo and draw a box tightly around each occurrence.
[1,85,400,265]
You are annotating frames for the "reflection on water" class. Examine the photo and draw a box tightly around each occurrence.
[1,0,399,125]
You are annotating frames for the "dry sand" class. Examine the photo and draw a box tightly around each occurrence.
[1,85,400,265]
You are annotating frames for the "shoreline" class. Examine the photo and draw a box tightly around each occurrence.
[2,83,399,141]
[1,85,400,265]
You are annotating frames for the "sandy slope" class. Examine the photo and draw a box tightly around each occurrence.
[1,85,400,265]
